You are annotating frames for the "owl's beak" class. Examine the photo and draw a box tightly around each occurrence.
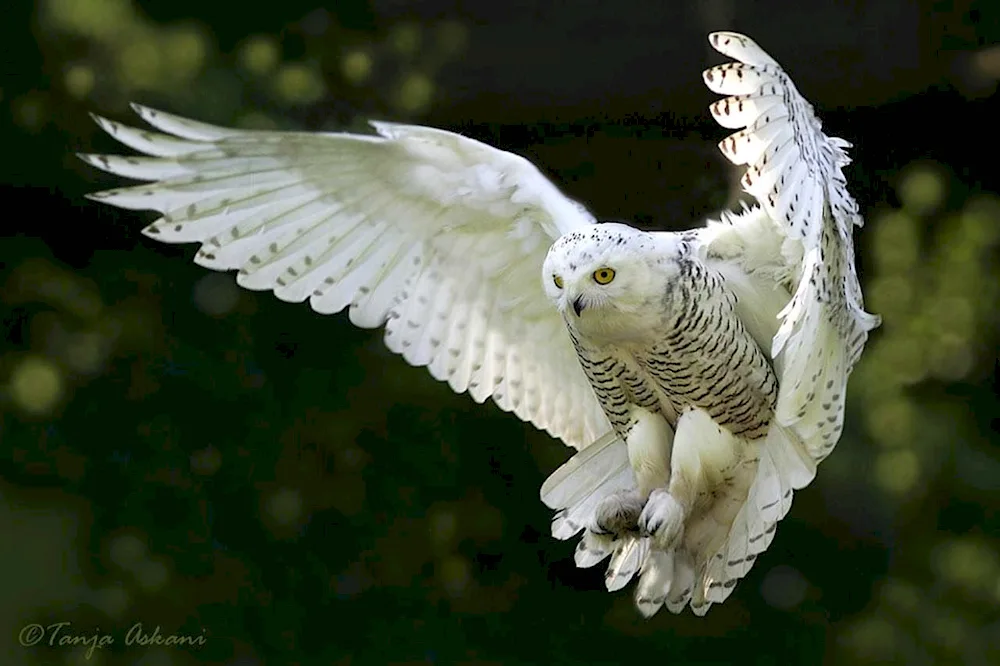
[572,295,586,317]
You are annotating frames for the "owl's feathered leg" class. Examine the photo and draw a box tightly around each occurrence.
[572,406,675,591]
[635,408,711,551]
[639,408,758,547]
[587,404,674,541]
[585,407,674,591]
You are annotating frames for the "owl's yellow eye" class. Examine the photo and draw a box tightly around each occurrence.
[592,267,616,285]
[552,275,564,289]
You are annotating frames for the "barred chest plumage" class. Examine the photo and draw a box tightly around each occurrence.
[567,256,779,441]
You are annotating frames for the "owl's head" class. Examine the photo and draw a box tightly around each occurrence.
[542,222,681,343]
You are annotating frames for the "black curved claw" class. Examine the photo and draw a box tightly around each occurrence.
[590,524,611,536]
[638,514,661,538]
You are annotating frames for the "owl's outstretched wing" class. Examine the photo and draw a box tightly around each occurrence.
[700,31,880,462]
[681,31,880,611]
[81,105,611,450]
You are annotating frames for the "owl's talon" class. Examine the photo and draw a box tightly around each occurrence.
[592,489,645,539]
[638,488,686,550]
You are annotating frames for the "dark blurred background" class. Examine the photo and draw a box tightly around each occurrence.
[2,0,1000,664]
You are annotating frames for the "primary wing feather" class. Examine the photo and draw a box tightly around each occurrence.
[82,104,612,450]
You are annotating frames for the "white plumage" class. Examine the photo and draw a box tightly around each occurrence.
[80,32,879,616]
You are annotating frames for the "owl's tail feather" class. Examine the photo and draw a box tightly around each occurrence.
[540,430,633,541]
[634,548,696,617]
[694,422,815,612]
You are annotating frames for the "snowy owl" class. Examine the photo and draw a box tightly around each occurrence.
[80,32,879,616]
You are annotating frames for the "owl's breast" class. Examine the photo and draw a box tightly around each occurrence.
[639,261,779,439]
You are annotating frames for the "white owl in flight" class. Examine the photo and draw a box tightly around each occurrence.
[81,32,879,616]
